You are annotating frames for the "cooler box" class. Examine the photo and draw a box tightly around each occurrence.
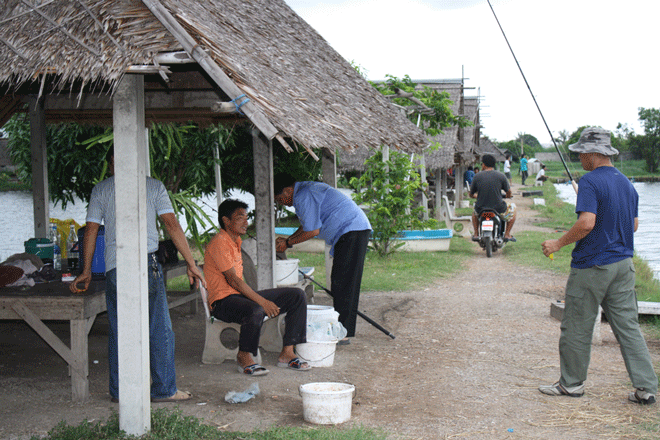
[78,225,106,278]
[24,238,54,260]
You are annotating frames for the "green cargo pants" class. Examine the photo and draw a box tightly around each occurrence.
[559,258,658,393]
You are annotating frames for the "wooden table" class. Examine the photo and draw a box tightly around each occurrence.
[0,262,198,403]
[0,280,107,403]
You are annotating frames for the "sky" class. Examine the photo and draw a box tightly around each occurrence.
[285,0,660,145]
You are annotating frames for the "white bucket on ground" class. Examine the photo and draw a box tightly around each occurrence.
[275,259,299,285]
[296,340,338,367]
[299,382,355,424]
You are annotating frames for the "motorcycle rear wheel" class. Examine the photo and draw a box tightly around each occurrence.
[485,236,493,258]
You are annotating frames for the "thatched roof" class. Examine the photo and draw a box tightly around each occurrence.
[0,0,427,153]
[336,79,479,172]
[478,136,507,162]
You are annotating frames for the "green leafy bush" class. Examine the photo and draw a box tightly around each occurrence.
[349,147,436,257]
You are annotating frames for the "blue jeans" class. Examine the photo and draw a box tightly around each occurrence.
[105,253,177,400]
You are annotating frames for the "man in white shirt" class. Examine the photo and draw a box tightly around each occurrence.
[536,164,548,184]
[503,154,512,184]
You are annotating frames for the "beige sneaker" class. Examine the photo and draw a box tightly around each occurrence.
[628,388,656,405]
[538,381,584,397]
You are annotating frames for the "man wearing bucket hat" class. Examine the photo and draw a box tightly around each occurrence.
[539,127,658,404]
[273,173,372,345]
[204,199,310,375]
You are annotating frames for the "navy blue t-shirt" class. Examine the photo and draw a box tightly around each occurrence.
[571,166,637,268]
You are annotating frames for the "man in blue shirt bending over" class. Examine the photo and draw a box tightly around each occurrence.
[274,174,371,344]
[539,127,657,404]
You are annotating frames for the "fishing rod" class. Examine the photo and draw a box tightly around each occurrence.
[297,268,396,340]
[487,0,578,193]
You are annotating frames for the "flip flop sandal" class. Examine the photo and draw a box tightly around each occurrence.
[238,363,269,376]
[151,390,192,403]
[277,357,311,370]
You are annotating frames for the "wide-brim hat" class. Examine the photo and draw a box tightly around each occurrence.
[568,127,619,156]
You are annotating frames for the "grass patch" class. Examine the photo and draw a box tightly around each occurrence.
[290,236,472,292]
[33,408,388,440]
[0,171,30,191]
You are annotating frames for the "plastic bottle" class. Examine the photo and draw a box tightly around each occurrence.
[67,224,79,271]
[51,223,61,271]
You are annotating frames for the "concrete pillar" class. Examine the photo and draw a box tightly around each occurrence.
[252,128,275,289]
[29,96,49,238]
[113,74,150,435]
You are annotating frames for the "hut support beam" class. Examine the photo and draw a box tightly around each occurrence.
[252,128,275,289]
[456,165,465,206]
[420,153,429,221]
[321,148,336,288]
[29,96,49,238]
[113,74,150,436]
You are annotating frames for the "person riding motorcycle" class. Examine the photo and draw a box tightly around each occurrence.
[469,154,517,242]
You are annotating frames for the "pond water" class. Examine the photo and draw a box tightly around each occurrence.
[0,189,255,262]
[555,181,660,280]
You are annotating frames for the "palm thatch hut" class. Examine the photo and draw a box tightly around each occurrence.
[478,136,507,162]
[0,0,427,433]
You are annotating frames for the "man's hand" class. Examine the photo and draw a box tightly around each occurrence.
[69,271,92,293]
[541,239,561,258]
[275,237,289,253]
[259,299,280,319]
[187,264,206,289]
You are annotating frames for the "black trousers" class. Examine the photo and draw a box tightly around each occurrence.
[331,229,371,337]
[211,287,307,356]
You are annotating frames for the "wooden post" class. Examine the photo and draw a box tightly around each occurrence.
[29,96,49,238]
[420,153,429,221]
[321,148,336,289]
[252,128,275,289]
[213,144,223,207]
[113,74,150,435]
[455,165,464,207]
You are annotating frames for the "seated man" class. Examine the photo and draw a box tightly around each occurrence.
[536,164,548,183]
[469,154,517,242]
[204,199,310,375]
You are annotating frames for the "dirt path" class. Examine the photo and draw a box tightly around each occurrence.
[1,186,659,439]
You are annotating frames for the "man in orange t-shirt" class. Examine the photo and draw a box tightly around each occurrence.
[204,199,309,375]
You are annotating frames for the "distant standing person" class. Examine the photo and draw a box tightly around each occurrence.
[464,166,475,186]
[273,174,371,344]
[503,154,512,184]
[520,154,528,186]
[539,127,657,404]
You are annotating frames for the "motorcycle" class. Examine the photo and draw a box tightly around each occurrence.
[474,209,507,258]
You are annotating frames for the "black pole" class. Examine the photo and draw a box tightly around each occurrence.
[299,269,396,339]
[487,0,577,193]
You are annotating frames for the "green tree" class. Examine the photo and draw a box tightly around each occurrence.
[371,74,472,137]
[349,147,437,257]
[630,107,660,172]
[516,132,542,152]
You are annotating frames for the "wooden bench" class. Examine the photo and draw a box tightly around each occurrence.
[440,195,473,238]
[162,261,199,314]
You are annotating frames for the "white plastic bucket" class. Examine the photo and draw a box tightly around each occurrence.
[275,259,299,285]
[299,382,355,424]
[296,340,338,367]
[307,305,339,323]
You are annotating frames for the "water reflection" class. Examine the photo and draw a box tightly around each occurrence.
[0,190,255,262]
[555,181,660,280]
